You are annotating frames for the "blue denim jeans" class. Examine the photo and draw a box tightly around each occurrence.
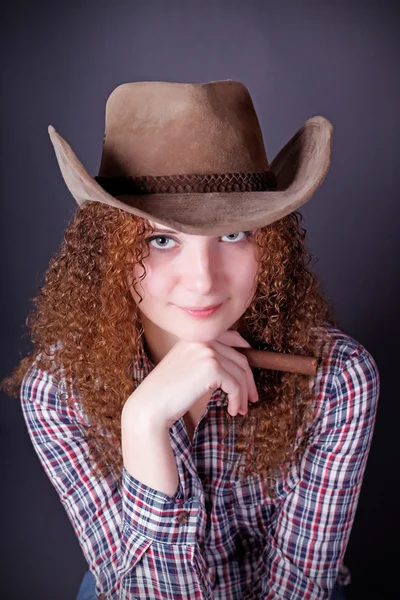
[75,570,97,600]
[75,568,348,599]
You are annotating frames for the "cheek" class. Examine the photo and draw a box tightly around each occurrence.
[231,256,259,310]
[233,253,259,290]
[130,262,172,304]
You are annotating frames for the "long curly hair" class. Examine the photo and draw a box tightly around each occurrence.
[1,201,340,498]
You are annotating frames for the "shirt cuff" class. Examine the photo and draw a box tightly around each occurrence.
[122,466,201,545]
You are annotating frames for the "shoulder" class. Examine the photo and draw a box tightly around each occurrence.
[312,325,380,423]
[20,342,89,426]
[322,325,379,376]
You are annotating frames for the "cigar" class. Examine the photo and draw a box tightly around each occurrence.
[233,347,317,376]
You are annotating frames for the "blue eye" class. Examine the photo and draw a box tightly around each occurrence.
[221,232,252,243]
[146,235,176,250]
[146,231,252,250]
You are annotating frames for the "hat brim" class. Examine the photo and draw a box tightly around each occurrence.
[48,115,333,236]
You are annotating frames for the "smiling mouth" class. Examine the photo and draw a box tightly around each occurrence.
[177,303,224,317]
[179,303,223,310]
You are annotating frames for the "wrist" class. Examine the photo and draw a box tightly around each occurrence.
[121,398,179,498]
[121,396,168,434]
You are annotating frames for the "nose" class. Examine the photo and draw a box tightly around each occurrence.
[180,241,218,294]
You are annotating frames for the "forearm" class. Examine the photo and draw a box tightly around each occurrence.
[121,405,179,498]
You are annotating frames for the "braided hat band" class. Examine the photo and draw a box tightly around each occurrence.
[94,170,277,196]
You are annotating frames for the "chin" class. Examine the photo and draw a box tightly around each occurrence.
[175,323,231,343]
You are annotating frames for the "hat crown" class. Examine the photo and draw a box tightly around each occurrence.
[98,80,270,178]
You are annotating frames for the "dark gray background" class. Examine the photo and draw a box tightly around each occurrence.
[1,1,398,598]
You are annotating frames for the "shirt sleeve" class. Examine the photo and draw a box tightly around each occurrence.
[260,344,380,599]
[20,364,214,599]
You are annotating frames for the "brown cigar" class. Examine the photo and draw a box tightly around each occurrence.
[233,347,317,376]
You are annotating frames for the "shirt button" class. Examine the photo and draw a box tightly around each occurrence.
[177,511,189,525]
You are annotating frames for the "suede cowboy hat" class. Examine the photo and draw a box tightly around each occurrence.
[48,79,333,237]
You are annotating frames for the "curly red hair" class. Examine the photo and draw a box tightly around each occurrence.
[1,201,340,499]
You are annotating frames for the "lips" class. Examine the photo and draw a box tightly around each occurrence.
[181,303,222,310]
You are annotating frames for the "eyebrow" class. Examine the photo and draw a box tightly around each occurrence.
[148,227,180,234]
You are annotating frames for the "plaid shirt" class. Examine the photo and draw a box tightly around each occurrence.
[20,325,380,599]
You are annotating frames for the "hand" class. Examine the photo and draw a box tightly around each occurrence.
[123,330,259,430]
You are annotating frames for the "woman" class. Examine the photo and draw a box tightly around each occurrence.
[1,80,379,599]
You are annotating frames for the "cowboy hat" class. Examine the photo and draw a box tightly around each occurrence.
[48,79,333,236]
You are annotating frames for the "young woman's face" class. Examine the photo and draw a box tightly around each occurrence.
[128,220,261,343]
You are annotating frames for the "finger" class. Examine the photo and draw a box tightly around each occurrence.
[209,346,251,415]
[213,354,247,416]
[223,357,248,415]
[214,331,258,405]
[211,340,259,406]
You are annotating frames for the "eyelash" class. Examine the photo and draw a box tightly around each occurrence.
[145,231,253,250]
